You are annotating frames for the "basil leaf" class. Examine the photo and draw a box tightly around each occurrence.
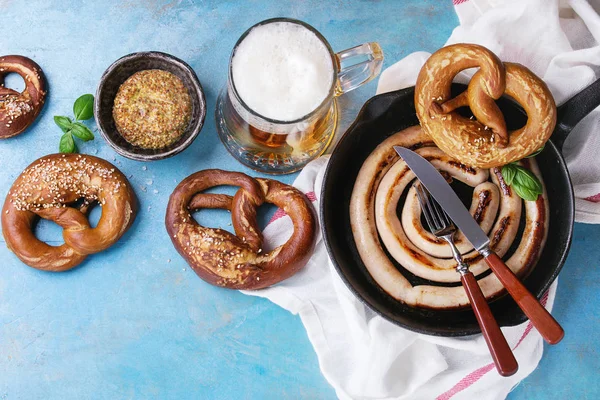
[59,132,77,153]
[501,164,517,186]
[71,122,95,141]
[73,94,94,121]
[526,145,545,158]
[505,164,543,201]
[502,162,544,201]
[54,116,73,133]
[514,166,543,193]
[513,184,539,202]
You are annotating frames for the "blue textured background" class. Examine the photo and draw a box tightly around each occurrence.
[0,1,598,399]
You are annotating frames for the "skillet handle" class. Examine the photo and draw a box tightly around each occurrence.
[484,252,564,345]
[553,77,600,150]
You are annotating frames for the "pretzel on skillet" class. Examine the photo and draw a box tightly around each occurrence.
[415,44,557,168]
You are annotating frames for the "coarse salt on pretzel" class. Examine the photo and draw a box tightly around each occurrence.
[165,169,316,290]
[2,154,137,271]
[0,55,47,139]
[415,43,557,168]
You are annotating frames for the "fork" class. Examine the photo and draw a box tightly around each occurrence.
[415,184,518,377]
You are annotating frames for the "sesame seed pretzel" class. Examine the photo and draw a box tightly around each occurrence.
[165,169,317,290]
[2,154,137,271]
[415,44,557,168]
[0,55,47,139]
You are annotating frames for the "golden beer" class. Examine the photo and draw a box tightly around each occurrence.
[216,18,383,174]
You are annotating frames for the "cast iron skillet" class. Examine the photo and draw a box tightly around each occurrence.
[321,79,600,336]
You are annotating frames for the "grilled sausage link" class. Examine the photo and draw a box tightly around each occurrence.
[350,126,548,308]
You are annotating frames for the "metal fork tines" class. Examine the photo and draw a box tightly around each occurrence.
[414,183,467,274]
[413,182,518,377]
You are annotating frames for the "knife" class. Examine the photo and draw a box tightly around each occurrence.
[394,146,564,345]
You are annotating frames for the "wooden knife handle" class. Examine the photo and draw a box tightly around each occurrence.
[461,271,518,377]
[484,252,564,344]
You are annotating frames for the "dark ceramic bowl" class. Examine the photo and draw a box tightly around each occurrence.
[94,51,206,161]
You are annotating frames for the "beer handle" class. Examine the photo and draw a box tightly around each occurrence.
[335,42,384,95]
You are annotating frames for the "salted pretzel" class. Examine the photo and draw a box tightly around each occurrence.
[415,44,557,168]
[0,55,47,138]
[166,169,316,290]
[2,154,137,271]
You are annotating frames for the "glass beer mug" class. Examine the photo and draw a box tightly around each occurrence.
[216,17,383,174]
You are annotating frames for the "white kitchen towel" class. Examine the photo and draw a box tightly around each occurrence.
[245,157,557,400]
[240,0,600,398]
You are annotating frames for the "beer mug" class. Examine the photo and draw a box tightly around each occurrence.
[216,17,383,174]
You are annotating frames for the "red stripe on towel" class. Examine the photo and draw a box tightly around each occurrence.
[436,290,550,400]
[585,193,600,203]
[267,191,317,224]
[453,0,469,5]
[436,364,496,400]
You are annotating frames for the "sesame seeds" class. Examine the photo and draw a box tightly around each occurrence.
[0,58,46,138]
[1,94,33,120]
[173,222,264,282]
[2,151,139,271]
[7,154,123,212]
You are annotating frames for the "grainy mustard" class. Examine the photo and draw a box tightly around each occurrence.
[113,69,192,149]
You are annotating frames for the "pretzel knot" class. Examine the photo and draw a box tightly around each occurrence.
[415,43,557,168]
[1,154,137,271]
[0,55,47,139]
[165,169,317,290]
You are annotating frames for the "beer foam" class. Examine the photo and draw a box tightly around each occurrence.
[231,21,334,121]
